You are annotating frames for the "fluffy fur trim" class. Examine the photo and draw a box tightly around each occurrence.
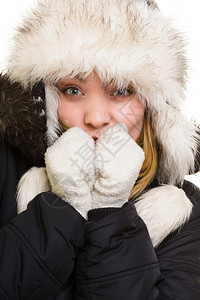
[135,185,193,247]
[4,0,199,181]
[150,106,198,184]
[45,84,62,146]
[17,167,50,213]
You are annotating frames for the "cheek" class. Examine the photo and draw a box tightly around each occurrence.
[57,97,82,129]
[57,100,70,127]
[111,99,145,140]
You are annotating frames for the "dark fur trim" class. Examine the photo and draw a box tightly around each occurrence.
[194,126,200,173]
[0,74,47,166]
[146,0,159,9]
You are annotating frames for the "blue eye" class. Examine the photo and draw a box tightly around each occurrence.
[113,88,133,97]
[63,87,82,96]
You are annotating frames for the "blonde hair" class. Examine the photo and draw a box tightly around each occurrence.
[129,112,158,200]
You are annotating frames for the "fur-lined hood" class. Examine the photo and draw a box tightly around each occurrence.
[0,0,199,178]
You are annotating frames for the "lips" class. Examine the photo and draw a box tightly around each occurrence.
[92,136,98,143]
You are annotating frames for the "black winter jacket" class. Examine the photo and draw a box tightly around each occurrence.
[1,142,200,299]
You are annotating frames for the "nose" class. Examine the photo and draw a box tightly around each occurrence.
[84,95,111,129]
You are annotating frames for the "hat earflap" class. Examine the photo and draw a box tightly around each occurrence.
[45,84,63,146]
[149,103,198,184]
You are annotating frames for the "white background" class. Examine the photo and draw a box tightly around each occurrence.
[0,0,199,185]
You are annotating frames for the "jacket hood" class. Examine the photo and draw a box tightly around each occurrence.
[0,0,199,180]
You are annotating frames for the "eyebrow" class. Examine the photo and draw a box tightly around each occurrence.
[73,74,87,82]
[58,74,134,90]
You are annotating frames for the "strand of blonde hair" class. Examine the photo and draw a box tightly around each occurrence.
[129,113,158,199]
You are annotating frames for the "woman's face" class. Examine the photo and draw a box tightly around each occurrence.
[57,72,146,140]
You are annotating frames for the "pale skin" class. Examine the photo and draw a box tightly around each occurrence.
[57,72,146,140]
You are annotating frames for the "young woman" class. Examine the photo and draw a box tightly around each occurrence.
[0,0,200,299]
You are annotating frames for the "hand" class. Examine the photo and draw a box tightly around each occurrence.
[92,123,145,209]
[45,127,95,219]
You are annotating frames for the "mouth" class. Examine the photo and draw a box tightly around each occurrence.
[92,136,98,143]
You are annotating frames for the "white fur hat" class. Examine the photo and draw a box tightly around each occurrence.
[6,0,198,184]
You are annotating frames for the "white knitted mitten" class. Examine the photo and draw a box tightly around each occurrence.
[92,123,145,208]
[45,127,95,218]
